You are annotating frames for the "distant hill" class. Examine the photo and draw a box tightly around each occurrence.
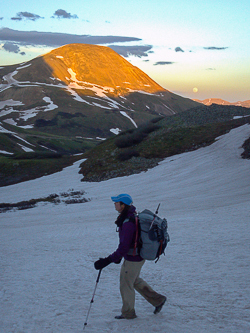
[193,98,250,108]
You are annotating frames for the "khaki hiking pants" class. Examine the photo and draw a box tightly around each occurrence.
[120,259,165,318]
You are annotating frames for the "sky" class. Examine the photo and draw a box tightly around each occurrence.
[0,0,249,102]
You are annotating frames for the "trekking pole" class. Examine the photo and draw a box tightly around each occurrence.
[155,203,161,215]
[83,269,102,330]
[150,203,161,229]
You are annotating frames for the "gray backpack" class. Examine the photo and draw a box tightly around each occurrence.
[134,207,170,262]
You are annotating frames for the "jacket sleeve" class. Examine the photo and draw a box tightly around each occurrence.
[109,221,135,263]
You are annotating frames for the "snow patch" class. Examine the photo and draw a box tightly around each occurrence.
[3,70,19,85]
[0,123,14,133]
[126,88,156,96]
[66,87,92,104]
[43,97,58,111]
[67,68,116,99]
[76,136,95,140]
[0,108,18,118]
[110,128,121,135]
[16,143,34,152]
[120,111,137,127]
[233,115,249,119]
[18,124,34,129]
[0,150,13,155]
[50,77,62,82]
[0,99,24,110]
[18,108,40,121]
[16,63,31,70]
[92,102,111,109]
[18,97,58,121]
[66,68,132,110]
[13,134,35,147]
[3,118,17,126]
[162,103,176,114]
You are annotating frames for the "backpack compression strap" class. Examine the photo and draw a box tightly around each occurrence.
[133,216,139,256]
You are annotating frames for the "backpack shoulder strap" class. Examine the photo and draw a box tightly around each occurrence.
[132,215,139,256]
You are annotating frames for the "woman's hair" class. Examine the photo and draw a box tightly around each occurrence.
[115,202,131,228]
[119,202,130,210]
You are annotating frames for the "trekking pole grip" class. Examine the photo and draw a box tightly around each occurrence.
[155,203,161,215]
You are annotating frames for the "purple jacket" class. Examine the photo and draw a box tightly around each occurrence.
[109,205,143,262]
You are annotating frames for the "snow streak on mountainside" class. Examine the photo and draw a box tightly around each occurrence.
[0,125,250,332]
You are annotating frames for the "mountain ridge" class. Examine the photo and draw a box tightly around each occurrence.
[193,98,250,108]
[43,44,164,94]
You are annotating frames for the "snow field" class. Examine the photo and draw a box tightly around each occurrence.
[0,124,250,332]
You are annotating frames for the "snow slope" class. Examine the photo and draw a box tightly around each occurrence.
[0,125,250,333]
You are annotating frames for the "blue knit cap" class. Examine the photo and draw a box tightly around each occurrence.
[111,193,133,206]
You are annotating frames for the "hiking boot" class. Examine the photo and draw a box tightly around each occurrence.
[115,314,137,320]
[154,296,167,314]
[115,315,125,319]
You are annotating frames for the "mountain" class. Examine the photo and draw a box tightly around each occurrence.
[193,98,250,108]
[0,43,199,146]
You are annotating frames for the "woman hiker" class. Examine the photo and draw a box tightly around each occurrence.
[94,193,166,319]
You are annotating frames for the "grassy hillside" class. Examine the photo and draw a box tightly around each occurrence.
[0,121,99,154]
[1,104,249,186]
[0,123,98,187]
[79,104,250,181]
[0,153,82,187]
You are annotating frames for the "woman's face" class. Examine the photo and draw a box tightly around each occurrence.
[114,202,125,213]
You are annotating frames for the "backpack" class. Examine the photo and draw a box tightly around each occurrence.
[133,206,170,262]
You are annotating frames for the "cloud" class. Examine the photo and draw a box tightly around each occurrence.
[11,12,44,21]
[11,17,22,21]
[154,61,175,66]
[2,42,25,55]
[0,28,147,58]
[206,68,216,70]
[52,9,78,19]
[108,45,153,57]
[0,28,141,48]
[204,46,228,50]
[175,47,184,52]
